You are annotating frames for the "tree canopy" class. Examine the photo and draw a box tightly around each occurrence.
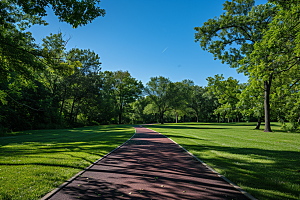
[1,0,300,133]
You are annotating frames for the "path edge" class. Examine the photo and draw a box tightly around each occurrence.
[143,126,258,200]
[40,127,137,200]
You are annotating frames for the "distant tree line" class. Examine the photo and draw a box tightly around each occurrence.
[1,0,299,133]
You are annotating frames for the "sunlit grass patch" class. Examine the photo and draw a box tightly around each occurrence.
[0,125,134,200]
[145,122,300,200]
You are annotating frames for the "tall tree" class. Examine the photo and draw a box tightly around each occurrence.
[112,71,143,124]
[194,0,277,131]
[144,76,173,124]
[61,48,102,124]
[0,0,105,102]
[207,74,242,123]
[242,0,300,131]
[201,90,220,122]
[189,85,207,123]
[170,80,194,123]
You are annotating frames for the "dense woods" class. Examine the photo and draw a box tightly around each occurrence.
[1,0,299,133]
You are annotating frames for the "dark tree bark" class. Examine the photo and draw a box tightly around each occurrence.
[60,98,65,115]
[264,76,272,132]
[255,117,261,129]
[118,104,123,124]
[223,112,227,123]
[69,98,76,123]
[217,113,220,123]
[60,86,67,115]
[160,112,164,124]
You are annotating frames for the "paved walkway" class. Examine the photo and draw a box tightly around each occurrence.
[46,127,249,200]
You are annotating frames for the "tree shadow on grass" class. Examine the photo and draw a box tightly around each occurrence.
[0,126,135,169]
[160,133,300,200]
[146,122,283,128]
[144,125,228,130]
[0,162,84,169]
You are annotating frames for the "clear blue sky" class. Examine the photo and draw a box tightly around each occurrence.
[28,0,267,86]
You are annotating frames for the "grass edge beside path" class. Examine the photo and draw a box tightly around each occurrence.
[0,125,135,200]
[144,122,300,200]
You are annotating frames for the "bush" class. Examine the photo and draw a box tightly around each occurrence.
[280,120,299,132]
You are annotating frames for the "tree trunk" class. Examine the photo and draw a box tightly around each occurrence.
[223,112,227,123]
[228,117,229,123]
[196,113,199,123]
[69,98,76,123]
[217,113,220,123]
[255,117,261,129]
[175,111,178,123]
[264,78,272,132]
[60,86,67,115]
[74,100,82,123]
[160,112,164,124]
[60,98,65,115]
[118,104,123,124]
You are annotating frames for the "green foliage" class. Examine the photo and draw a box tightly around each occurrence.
[0,0,108,132]
[242,0,300,129]
[170,80,194,120]
[194,0,276,73]
[140,77,222,124]
[111,70,143,124]
[0,3,46,82]
[130,96,154,124]
[144,76,174,124]
[238,80,264,120]
[1,0,105,83]
[10,0,105,28]
[0,31,106,132]
[194,0,300,131]
[187,85,218,122]
[207,74,242,122]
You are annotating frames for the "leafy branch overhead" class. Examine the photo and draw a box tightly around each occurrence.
[0,0,105,82]
[194,0,277,74]
[10,0,105,28]
[0,0,105,105]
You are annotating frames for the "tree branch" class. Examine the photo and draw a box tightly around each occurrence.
[209,25,255,43]
[7,94,44,111]
[274,59,300,74]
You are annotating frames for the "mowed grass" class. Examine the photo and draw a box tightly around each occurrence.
[0,125,135,200]
[145,122,300,200]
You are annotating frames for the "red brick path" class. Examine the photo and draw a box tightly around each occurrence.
[47,127,249,200]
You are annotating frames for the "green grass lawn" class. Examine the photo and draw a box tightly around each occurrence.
[0,125,135,200]
[145,122,300,200]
